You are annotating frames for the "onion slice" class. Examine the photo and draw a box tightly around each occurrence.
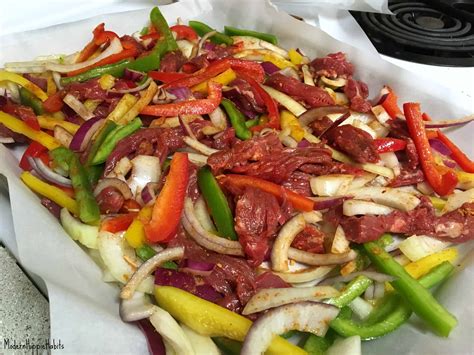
[262,85,306,117]
[183,136,218,156]
[0,137,15,144]
[119,292,155,322]
[242,286,340,315]
[109,77,152,94]
[424,114,474,128]
[30,157,72,187]
[348,186,420,212]
[298,106,348,127]
[288,248,357,266]
[265,266,334,284]
[343,200,394,216]
[241,302,339,355]
[271,214,307,272]
[63,93,94,120]
[69,116,104,152]
[120,247,184,300]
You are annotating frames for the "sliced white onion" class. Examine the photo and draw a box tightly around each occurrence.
[120,247,184,300]
[46,37,123,73]
[318,271,396,286]
[357,162,394,179]
[187,152,208,167]
[94,178,133,200]
[241,302,339,355]
[288,248,357,266]
[107,157,133,179]
[63,93,94,120]
[347,173,376,192]
[127,155,161,198]
[60,208,99,249]
[368,119,390,138]
[0,137,15,144]
[119,292,155,322]
[326,336,361,355]
[373,281,385,300]
[331,225,350,254]
[352,119,377,139]
[54,125,73,147]
[303,211,323,224]
[181,324,220,355]
[194,197,216,233]
[349,297,373,320]
[183,136,219,156]
[302,64,315,86]
[348,186,420,212]
[183,198,244,256]
[177,39,195,59]
[442,188,474,213]
[262,85,306,117]
[52,71,63,90]
[380,152,401,176]
[149,306,194,355]
[6,82,20,103]
[399,235,451,262]
[343,200,394,216]
[208,106,228,131]
[310,174,354,197]
[242,286,339,315]
[320,76,347,88]
[232,36,289,58]
[271,214,307,272]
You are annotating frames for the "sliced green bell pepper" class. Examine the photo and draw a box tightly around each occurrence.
[86,120,118,166]
[19,87,44,115]
[150,7,178,51]
[221,99,251,140]
[363,241,457,337]
[197,166,237,240]
[224,26,278,45]
[90,117,142,165]
[327,275,373,308]
[189,21,233,45]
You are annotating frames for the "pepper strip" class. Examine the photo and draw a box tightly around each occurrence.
[141,81,222,117]
[197,166,237,240]
[19,88,44,115]
[330,261,454,340]
[220,174,314,212]
[327,276,373,308]
[100,213,137,233]
[436,130,474,173]
[363,241,457,337]
[0,111,60,150]
[37,115,80,134]
[192,68,237,93]
[224,26,278,45]
[20,171,79,215]
[0,71,48,101]
[170,25,198,41]
[125,206,153,248]
[150,7,178,51]
[380,86,402,120]
[164,58,264,88]
[237,72,280,130]
[145,152,189,243]
[404,103,458,196]
[118,81,159,125]
[373,138,407,153]
[188,21,233,45]
[221,99,252,140]
[105,94,138,122]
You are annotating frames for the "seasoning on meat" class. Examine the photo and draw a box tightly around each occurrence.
[310,52,354,78]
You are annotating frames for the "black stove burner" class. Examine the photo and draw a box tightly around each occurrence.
[351,1,474,66]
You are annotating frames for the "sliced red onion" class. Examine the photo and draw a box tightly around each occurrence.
[261,61,280,75]
[166,87,192,101]
[429,138,452,156]
[319,111,351,139]
[297,138,311,148]
[185,259,215,271]
[141,182,162,205]
[443,159,457,168]
[136,319,166,355]
[41,197,61,219]
[94,178,133,200]
[202,41,217,52]
[109,77,152,94]
[69,116,104,152]
[424,115,474,128]
[123,68,146,82]
[29,156,72,187]
[298,106,349,127]
[312,196,348,210]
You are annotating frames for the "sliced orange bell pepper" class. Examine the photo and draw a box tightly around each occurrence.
[436,130,474,173]
[100,213,138,233]
[381,86,402,120]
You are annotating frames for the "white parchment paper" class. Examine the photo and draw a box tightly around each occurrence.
[272,0,391,15]
[0,0,473,354]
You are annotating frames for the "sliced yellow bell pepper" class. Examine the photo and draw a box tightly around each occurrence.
[125,206,153,248]
[118,81,159,125]
[98,74,116,90]
[155,286,307,355]
[234,49,295,69]
[429,196,446,210]
[106,94,138,123]
[0,111,60,150]
[21,171,79,215]
[44,72,57,96]
[386,248,458,291]
[37,115,80,134]
[83,99,103,113]
[192,68,237,93]
[280,110,305,142]
[288,48,303,65]
[0,70,48,101]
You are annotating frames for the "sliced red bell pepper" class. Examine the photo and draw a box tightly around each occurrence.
[182,63,199,74]
[120,199,142,213]
[148,71,189,83]
[42,91,65,113]
[170,25,198,41]
[403,103,458,196]
[76,23,119,63]
[220,174,314,212]
[19,141,48,171]
[381,86,402,120]
[373,137,407,153]
[164,58,264,88]
[422,112,432,122]
[426,130,438,140]
[436,130,474,173]
[144,152,189,242]
[100,212,137,233]
[141,81,222,117]
[140,32,161,41]
[237,72,280,130]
